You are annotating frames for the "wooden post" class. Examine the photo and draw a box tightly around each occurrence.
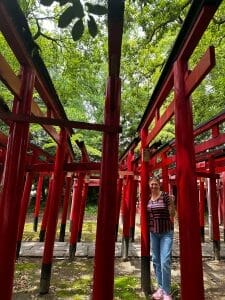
[69,172,85,260]
[199,178,205,242]
[115,176,123,241]
[0,67,35,299]
[39,129,67,294]
[174,58,204,300]
[16,172,34,258]
[78,179,89,242]
[208,157,220,260]
[33,174,44,231]
[92,77,121,300]
[59,176,72,242]
[140,128,151,297]
[39,178,53,242]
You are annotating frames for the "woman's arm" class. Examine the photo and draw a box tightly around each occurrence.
[168,195,176,218]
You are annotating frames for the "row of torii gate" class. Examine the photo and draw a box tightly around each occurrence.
[0,0,224,299]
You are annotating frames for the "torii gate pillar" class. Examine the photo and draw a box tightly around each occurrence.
[0,67,35,299]
[174,58,204,299]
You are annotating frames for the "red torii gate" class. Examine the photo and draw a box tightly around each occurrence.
[92,1,124,299]
[119,108,225,296]
[0,1,124,300]
[119,1,223,299]
[0,1,224,300]
[139,2,222,298]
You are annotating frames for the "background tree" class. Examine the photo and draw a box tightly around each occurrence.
[1,0,225,158]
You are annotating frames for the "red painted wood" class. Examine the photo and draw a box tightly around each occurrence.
[122,151,133,238]
[0,67,35,299]
[195,132,225,153]
[146,99,174,146]
[0,110,122,133]
[181,7,220,61]
[115,177,123,239]
[41,129,67,264]
[140,128,150,256]
[155,108,160,122]
[199,178,205,228]
[69,179,77,227]
[92,77,121,300]
[161,152,169,193]
[146,46,215,148]
[208,157,220,241]
[174,59,204,300]
[60,176,72,229]
[78,181,89,241]
[34,174,44,220]
[64,162,101,172]
[40,178,53,236]
[76,140,90,162]
[221,172,225,237]
[218,183,223,225]
[29,161,101,173]
[39,129,67,293]
[142,71,174,133]
[88,179,100,186]
[211,124,219,138]
[141,3,220,137]
[185,46,215,96]
[194,109,225,137]
[17,172,34,244]
[69,172,85,244]
[129,174,138,238]
[140,128,151,294]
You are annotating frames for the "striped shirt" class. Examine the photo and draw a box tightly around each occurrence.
[147,192,174,233]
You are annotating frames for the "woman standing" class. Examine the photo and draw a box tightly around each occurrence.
[147,177,175,300]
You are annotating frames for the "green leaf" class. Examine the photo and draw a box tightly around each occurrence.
[58,0,69,6]
[86,3,108,16]
[71,19,84,41]
[40,0,55,6]
[58,6,76,28]
[58,1,84,28]
[73,0,85,19]
[87,15,98,38]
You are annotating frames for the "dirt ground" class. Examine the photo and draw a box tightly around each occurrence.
[172,257,225,300]
[13,256,225,299]
[12,212,225,299]
[201,258,225,299]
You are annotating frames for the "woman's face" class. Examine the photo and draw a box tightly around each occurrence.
[149,179,160,191]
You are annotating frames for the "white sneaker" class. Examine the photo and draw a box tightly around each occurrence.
[152,288,163,299]
[163,293,172,300]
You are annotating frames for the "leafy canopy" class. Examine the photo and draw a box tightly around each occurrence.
[1,0,225,159]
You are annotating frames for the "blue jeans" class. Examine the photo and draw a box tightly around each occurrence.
[150,230,174,295]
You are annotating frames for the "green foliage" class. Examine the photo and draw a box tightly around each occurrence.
[15,262,37,271]
[29,124,57,154]
[2,0,225,157]
[189,1,225,127]
[85,3,108,16]
[40,0,107,41]
[85,202,97,216]
[88,15,98,38]
[58,5,83,28]
[114,276,141,299]
[15,257,156,299]
[40,0,54,5]
[119,1,188,149]
[59,0,69,5]
[87,186,99,205]
[71,19,85,41]
[171,281,181,299]
[22,218,97,242]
